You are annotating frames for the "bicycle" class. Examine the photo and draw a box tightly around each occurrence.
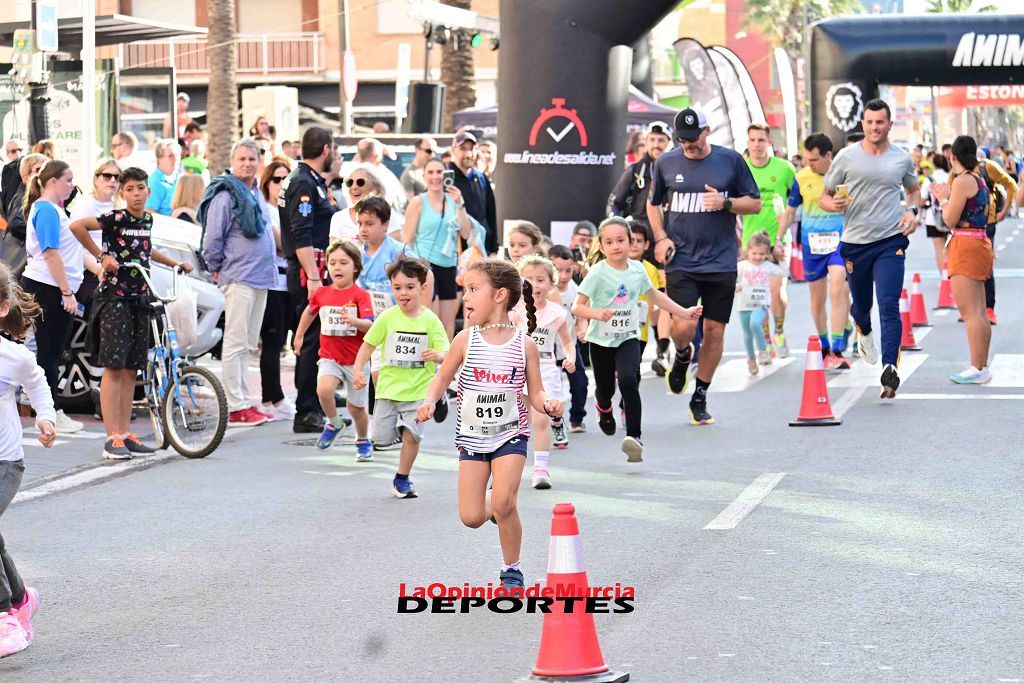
[127,262,228,459]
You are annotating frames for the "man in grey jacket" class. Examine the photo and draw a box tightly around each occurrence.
[201,138,277,426]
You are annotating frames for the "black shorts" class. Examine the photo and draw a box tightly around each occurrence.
[925,224,948,239]
[431,263,458,301]
[91,297,150,370]
[458,435,529,462]
[666,270,736,324]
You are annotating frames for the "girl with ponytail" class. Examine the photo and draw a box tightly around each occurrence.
[509,254,577,490]
[20,159,86,434]
[417,258,563,591]
[573,217,703,463]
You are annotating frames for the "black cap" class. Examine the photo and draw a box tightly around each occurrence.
[673,108,708,140]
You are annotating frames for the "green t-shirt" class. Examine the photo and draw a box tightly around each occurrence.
[742,156,796,247]
[364,305,450,402]
[578,259,654,348]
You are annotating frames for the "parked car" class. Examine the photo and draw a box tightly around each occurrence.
[57,214,225,411]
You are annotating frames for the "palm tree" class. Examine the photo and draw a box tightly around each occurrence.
[440,0,476,132]
[206,0,238,175]
[926,0,997,11]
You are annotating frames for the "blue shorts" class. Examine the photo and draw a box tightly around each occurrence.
[458,436,529,462]
[802,241,845,282]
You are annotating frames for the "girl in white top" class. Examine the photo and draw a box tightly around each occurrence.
[20,160,85,434]
[330,165,404,242]
[418,259,563,591]
[510,255,576,490]
[0,262,57,657]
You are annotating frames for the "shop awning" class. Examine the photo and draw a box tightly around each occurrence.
[0,14,206,51]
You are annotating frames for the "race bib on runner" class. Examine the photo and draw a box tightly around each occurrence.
[459,390,518,437]
[808,231,840,255]
[369,290,394,316]
[531,326,556,360]
[385,331,426,368]
[741,285,769,310]
[320,305,357,336]
[598,306,639,340]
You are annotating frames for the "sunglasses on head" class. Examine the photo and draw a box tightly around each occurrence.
[96,172,120,181]
[345,177,367,188]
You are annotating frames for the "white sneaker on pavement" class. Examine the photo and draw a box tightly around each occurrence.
[260,398,297,422]
[950,366,993,384]
[857,330,879,365]
[54,410,84,434]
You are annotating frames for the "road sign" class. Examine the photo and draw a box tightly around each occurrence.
[36,0,58,53]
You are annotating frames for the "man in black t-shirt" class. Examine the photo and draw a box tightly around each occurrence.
[647,108,761,426]
[279,127,340,432]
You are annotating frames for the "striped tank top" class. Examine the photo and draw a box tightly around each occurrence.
[455,326,530,453]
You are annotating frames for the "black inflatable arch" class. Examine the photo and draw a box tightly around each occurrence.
[811,14,1024,147]
[496,1,677,235]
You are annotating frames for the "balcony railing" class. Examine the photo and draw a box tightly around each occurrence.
[122,32,325,76]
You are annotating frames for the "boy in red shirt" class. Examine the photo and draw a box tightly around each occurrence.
[294,240,375,457]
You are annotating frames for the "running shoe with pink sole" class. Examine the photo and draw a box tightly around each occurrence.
[0,611,28,657]
[13,587,39,643]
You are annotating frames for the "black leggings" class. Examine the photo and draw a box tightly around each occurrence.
[590,338,642,439]
[21,277,73,408]
[985,224,996,309]
[259,289,292,405]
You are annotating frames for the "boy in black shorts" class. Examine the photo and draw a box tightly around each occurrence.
[70,167,192,459]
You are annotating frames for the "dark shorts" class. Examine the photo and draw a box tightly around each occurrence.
[925,224,947,239]
[801,243,845,283]
[458,435,529,462]
[665,270,736,324]
[430,263,458,301]
[91,297,150,370]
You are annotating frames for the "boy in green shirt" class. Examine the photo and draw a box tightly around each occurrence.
[354,256,449,499]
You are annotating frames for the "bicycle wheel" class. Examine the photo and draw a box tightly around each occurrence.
[162,365,227,459]
[145,365,169,451]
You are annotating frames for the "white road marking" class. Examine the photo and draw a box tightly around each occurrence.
[711,357,796,393]
[934,309,951,317]
[987,355,1024,387]
[910,326,933,344]
[703,473,786,530]
[1005,236,1015,243]
[23,428,105,440]
[831,386,868,420]
[895,393,1024,400]
[14,452,176,504]
[998,244,1007,251]
[828,354,928,388]
[21,438,69,448]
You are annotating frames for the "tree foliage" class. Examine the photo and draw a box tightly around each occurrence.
[925,0,997,13]
[744,0,863,55]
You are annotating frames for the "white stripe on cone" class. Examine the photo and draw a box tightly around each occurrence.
[548,535,586,574]
[805,350,824,371]
[911,280,922,295]
[899,296,909,313]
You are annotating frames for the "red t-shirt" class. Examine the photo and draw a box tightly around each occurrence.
[307,285,374,365]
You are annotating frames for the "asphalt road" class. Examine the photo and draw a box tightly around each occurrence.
[2,221,1023,682]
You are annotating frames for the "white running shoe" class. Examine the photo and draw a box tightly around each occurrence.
[621,436,643,463]
[261,398,297,422]
[950,366,993,384]
[857,330,879,365]
[54,409,84,434]
[531,468,551,490]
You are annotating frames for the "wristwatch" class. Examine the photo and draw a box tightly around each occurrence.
[723,198,733,212]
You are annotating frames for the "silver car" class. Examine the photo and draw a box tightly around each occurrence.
[58,214,225,410]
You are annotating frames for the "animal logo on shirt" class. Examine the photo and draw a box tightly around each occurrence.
[610,284,630,305]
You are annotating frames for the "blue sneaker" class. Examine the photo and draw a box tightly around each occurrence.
[499,567,525,591]
[392,475,417,499]
[315,423,340,451]
[356,438,373,461]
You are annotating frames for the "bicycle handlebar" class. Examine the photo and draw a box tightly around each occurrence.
[121,261,184,304]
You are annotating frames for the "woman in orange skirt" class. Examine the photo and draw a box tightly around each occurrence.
[933,135,993,384]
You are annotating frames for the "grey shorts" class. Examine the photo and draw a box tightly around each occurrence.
[317,359,369,408]
[373,398,425,444]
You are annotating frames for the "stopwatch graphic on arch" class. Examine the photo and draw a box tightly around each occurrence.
[528,98,589,147]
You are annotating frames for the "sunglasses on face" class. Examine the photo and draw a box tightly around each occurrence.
[8,148,23,155]
[345,177,367,188]
[419,146,436,153]
[678,136,700,144]
[271,175,288,183]
[96,172,120,181]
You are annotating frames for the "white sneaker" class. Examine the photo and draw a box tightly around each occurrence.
[950,366,993,384]
[261,398,297,422]
[757,349,772,365]
[54,409,84,434]
[857,330,879,365]
[0,611,28,657]
[531,468,551,489]
[621,436,643,463]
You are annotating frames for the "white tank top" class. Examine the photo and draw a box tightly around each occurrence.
[455,326,530,453]
[511,301,566,366]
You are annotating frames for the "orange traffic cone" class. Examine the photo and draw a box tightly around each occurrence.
[517,503,629,683]
[789,336,841,426]
[789,246,805,282]
[909,273,931,327]
[899,288,921,351]
[934,263,956,309]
